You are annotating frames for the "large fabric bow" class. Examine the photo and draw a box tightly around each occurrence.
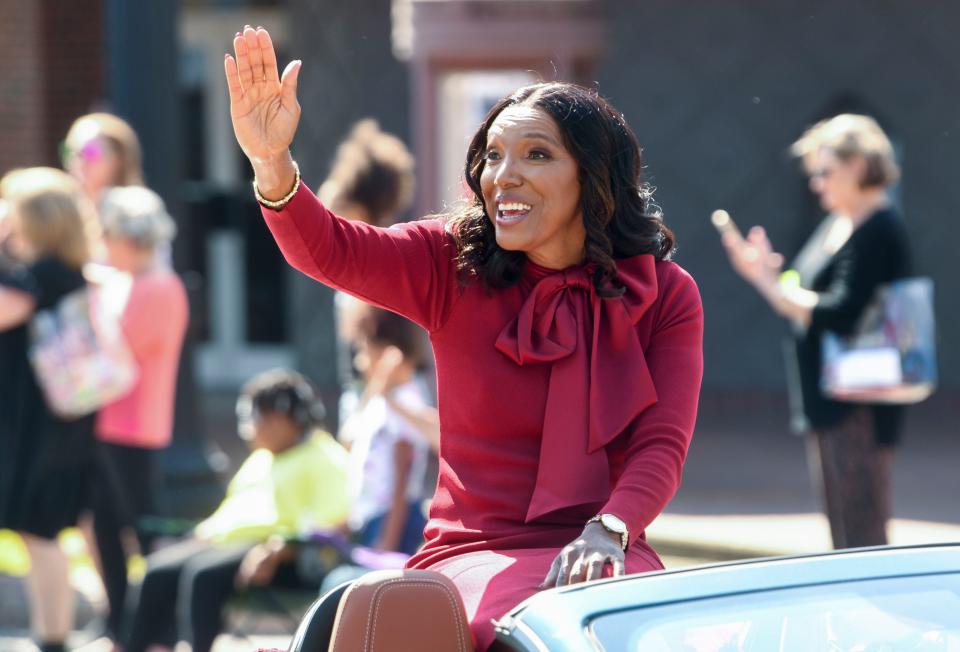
[495,255,660,522]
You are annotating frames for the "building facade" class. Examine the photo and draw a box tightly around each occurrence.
[4,0,957,414]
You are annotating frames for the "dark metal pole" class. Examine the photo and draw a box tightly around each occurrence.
[105,0,222,518]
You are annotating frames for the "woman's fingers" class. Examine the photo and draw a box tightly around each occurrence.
[258,28,280,84]
[234,32,253,90]
[280,59,302,107]
[584,554,607,582]
[243,26,265,84]
[610,557,625,577]
[223,54,243,106]
[542,544,625,589]
[230,26,287,103]
[554,550,574,587]
[540,555,561,589]
[567,554,587,585]
[225,25,299,161]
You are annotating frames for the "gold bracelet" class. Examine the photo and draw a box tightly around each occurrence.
[253,160,301,210]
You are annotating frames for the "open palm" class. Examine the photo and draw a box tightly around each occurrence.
[224,27,301,162]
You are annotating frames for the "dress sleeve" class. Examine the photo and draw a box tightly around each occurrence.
[809,218,905,336]
[601,265,704,542]
[261,185,459,332]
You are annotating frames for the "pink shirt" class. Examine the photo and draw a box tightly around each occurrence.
[96,268,188,449]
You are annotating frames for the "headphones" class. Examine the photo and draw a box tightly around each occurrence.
[236,372,327,436]
[278,379,326,429]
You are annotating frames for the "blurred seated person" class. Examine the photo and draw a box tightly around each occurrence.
[123,369,350,652]
[306,307,434,595]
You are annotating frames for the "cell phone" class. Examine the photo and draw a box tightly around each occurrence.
[710,209,744,242]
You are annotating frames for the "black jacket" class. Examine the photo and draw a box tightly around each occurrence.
[787,208,912,445]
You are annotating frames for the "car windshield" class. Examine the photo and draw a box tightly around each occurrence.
[589,573,960,652]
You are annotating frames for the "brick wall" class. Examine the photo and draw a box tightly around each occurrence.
[0,0,104,175]
[0,1,44,174]
[39,0,106,165]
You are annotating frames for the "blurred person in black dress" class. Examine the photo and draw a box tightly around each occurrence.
[0,168,101,652]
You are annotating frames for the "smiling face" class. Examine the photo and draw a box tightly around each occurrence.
[479,105,585,270]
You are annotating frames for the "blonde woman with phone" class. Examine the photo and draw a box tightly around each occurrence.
[718,115,912,550]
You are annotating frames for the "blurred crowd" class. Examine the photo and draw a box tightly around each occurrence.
[0,116,438,652]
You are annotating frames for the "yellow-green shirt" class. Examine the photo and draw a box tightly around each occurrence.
[194,431,350,544]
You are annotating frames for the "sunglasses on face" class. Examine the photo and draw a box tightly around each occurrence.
[59,138,107,166]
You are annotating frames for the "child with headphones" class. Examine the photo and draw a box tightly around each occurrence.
[122,369,351,652]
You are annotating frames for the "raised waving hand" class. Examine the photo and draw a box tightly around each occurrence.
[224,26,301,197]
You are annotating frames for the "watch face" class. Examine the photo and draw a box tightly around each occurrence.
[600,513,627,533]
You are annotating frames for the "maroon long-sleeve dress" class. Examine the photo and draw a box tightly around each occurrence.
[262,186,704,650]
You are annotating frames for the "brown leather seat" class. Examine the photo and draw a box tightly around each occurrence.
[326,569,475,652]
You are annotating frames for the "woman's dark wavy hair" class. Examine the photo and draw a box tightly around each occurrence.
[445,81,675,297]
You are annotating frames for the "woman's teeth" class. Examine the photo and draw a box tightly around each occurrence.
[498,202,532,223]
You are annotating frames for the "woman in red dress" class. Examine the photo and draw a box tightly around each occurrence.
[224,26,703,650]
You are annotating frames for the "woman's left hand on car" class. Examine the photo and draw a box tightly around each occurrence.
[540,521,625,588]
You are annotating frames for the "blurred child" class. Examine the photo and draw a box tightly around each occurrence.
[339,306,431,555]
[123,369,350,652]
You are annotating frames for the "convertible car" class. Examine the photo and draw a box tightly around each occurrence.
[494,543,960,651]
[287,543,960,651]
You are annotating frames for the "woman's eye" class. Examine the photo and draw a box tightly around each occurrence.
[485,150,501,162]
[529,149,550,160]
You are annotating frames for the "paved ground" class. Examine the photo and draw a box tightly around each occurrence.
[649,391,960,560]
[2,390,957,651]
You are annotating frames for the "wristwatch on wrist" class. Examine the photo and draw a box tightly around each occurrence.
[586,513,629,551]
